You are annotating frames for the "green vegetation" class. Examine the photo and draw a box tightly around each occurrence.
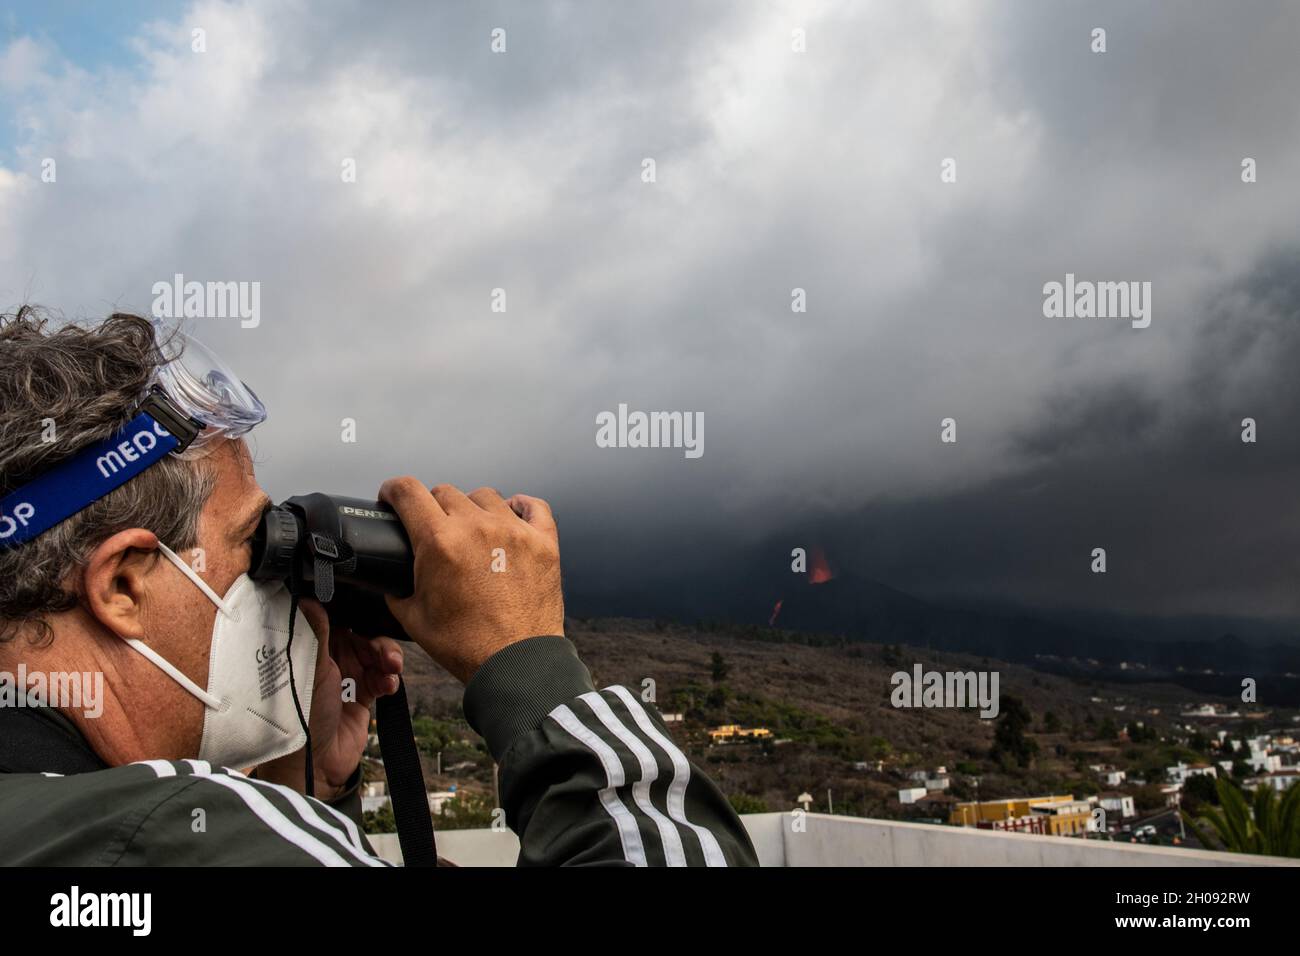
[1183,778,1300,858]
[990,696,1038,769]
[726,692,853,753]
[867,736,893,759]
[710,651,730,683]
[1182,772,1220,808]
[664,682,855,754]
[728,793,769,814]
[362,803,396,834]
[409,715,487,766]
[1126,722,1159,744]
[437,792,499,830]
[1134,783,1168,813]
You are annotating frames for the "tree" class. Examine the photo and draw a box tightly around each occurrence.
[1134,783,1167,813]
[437,792,499,831]
[1182,773,1219,808]
[1127,722,1158,744]
[710,651,729,683]
[362,803,396,834]
[1043,711,1062,733]
[1183,779,1300,859]
[728,793,769,814]
[990,696,1038,769]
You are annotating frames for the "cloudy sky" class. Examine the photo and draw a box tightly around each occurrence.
[3,1,1300,623]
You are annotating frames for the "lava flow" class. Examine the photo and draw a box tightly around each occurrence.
[769,546,834,626]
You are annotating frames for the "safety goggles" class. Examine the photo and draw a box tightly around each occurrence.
[150,321,266,459]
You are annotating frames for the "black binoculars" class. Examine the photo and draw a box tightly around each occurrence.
[248,493,415,639]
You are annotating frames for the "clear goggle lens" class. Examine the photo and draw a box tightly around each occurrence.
[150,321,266,458]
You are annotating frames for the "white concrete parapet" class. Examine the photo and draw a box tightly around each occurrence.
[368,812,1300,867]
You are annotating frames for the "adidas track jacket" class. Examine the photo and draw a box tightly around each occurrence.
[0,635,759,867]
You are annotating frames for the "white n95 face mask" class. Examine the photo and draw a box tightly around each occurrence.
[119,541,319,770]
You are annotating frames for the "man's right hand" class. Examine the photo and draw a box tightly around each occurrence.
[377,477,565,684]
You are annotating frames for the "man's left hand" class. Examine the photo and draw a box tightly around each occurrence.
[254,600,403,799]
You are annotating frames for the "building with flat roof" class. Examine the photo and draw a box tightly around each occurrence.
[950,794,1075,829]
[707,724,773,743]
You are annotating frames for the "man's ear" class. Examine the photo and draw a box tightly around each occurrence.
[81,529,162,641]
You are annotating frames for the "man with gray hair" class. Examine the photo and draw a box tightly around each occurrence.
[0,307,757,867]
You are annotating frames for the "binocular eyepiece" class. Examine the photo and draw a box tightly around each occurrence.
[248,493,415,639]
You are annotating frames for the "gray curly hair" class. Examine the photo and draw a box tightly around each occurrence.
[0,306,215,645]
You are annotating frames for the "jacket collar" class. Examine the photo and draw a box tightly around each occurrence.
[0,705,108,775]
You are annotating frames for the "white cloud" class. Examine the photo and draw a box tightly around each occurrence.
[2,0,1298,564]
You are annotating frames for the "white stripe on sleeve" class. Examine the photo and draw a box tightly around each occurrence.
[195,773,355,867]
[578,690,688,866]
[135,759,385,866]
[549,703,648,867]
[239,776,383,865]
[185,763,383,866]
[608,685,729,867]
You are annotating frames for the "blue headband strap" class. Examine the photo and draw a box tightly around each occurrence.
[0,401,195,550]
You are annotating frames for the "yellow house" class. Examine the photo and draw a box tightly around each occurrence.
[708,724,773,743]
[950,795,1082,833]
[1029,799,1094,836]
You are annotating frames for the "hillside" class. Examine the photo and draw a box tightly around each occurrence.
[370,617,1295,828]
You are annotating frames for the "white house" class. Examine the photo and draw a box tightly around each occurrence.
[907,767,949,790]
[1097,792,1136,819]
[1248,750,1282,773]
[1167,762,1217,785]
[898,787,927,804]
[1090,764,1127,787]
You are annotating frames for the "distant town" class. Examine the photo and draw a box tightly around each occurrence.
[363,618,1300,859]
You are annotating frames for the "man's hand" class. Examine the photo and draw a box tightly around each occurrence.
[377,477,565,684]
[255,601,403,799]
